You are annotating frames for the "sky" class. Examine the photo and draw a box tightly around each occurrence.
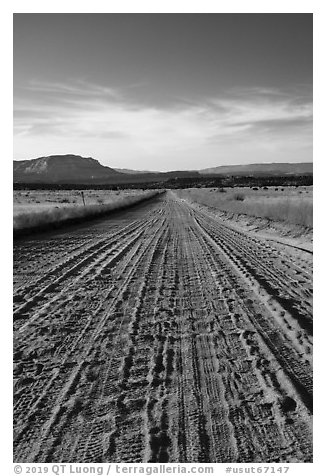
[13,13,313,171]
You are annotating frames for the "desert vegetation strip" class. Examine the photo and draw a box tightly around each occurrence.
[13,190,163,237]
[13,192,312,463]
[176,187,313,228]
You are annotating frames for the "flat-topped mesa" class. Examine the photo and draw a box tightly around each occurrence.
[13,154,122,183]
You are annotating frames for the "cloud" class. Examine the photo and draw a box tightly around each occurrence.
[23,79,121,100]
[14,80,312,169]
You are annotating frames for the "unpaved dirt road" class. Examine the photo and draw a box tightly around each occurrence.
[13,191,313,463]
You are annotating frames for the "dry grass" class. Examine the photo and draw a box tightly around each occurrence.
[13,190,160,233]
[176,186,313,228]
[13,189,140,214]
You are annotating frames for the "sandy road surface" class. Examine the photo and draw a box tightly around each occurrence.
[13,191,312,463]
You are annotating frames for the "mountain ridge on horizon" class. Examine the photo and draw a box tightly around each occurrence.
[13,154,313,184]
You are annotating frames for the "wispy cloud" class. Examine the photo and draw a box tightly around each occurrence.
[14,81,312,169]
[22,79,121,99]
[206,90,312,142]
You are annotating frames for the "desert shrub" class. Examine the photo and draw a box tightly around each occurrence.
[232,193,245,201]
[219,188,227,193]
[60,198,70,203]
[252,187,259,191]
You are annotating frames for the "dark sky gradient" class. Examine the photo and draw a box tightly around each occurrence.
[14,14,312,170]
